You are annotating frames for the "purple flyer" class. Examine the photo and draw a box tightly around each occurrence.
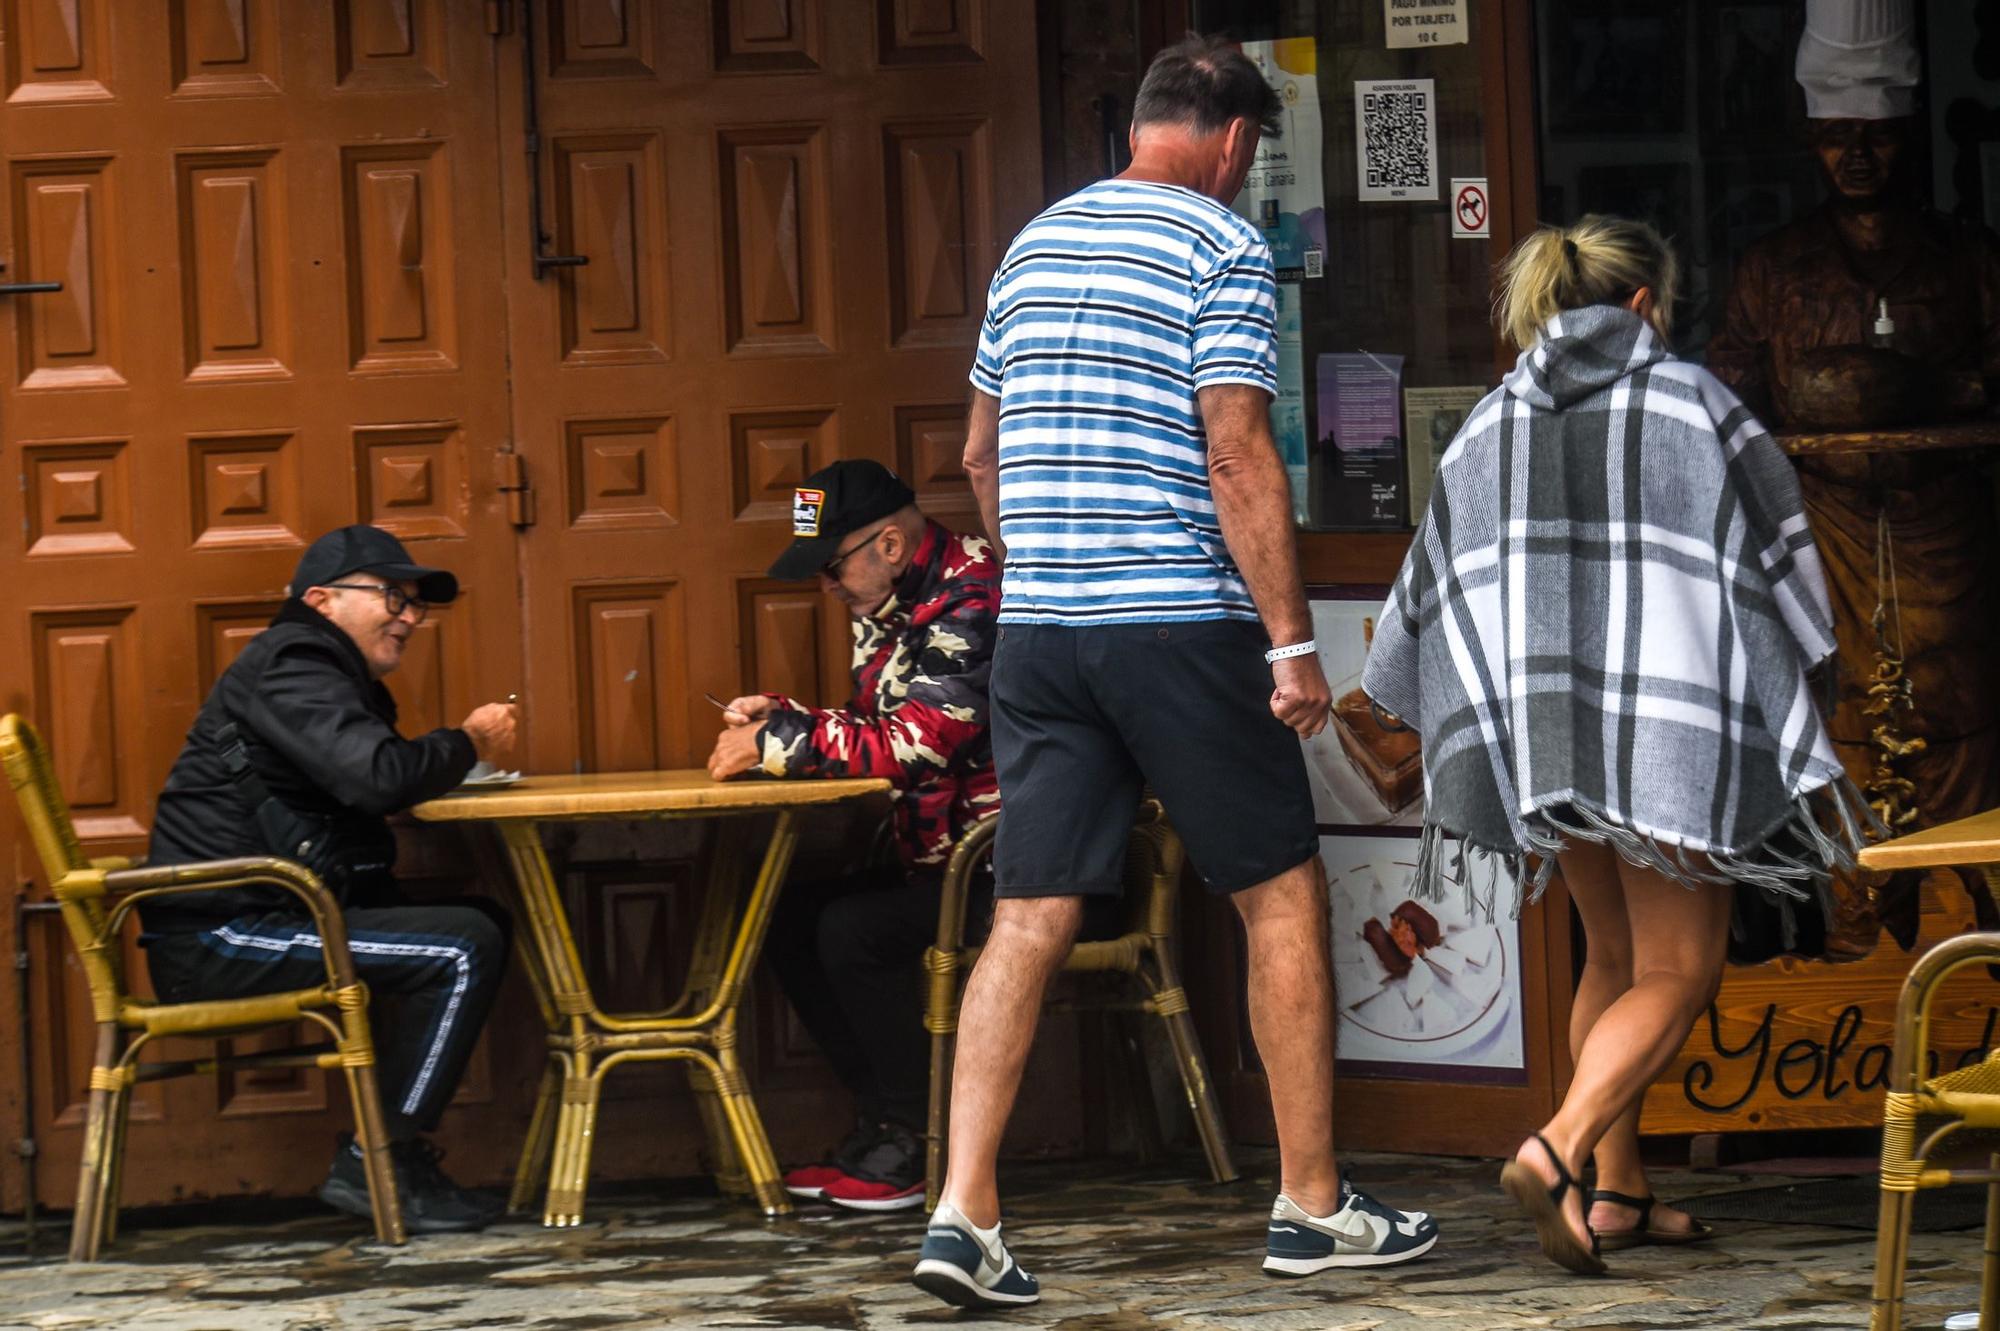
[1316,352,1408,528]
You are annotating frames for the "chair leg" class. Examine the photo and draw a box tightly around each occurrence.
[925,1025,954,1209]
[68,1120,110,1259]
[341,1059,406,1246]
[69,1094,111,1263]
[98,1081,134,1246]
[1869,1184,1917,1331]
[510,1061,562,1215]
[69,1025,121,1262]
[1144,960,1238,1185]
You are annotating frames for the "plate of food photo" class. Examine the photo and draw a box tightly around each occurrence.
[1329,853,1510,1052]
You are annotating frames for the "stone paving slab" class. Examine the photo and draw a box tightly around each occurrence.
[0,1152,1980,1330]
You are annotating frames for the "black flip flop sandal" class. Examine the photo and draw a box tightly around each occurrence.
[1500,1132,1606,1276]
[1590,1188,1716,1251]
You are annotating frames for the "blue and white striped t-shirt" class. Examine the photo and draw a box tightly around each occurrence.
[970,179,1278,625]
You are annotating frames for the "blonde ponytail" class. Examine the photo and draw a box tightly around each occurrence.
[1496,214,1679,350]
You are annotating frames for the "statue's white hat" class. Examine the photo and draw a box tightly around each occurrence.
[1796,0,1920,120]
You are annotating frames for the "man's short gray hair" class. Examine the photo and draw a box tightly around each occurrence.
[1132,33,1283,139]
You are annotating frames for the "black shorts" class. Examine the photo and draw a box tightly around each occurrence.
[989,620,1318,898]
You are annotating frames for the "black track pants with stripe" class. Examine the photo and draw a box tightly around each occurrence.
[143,901,509,1139]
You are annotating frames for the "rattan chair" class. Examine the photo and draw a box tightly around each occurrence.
[1856,808,2000,1331]
[922,801,1237,1203]
[0,714,404,1259]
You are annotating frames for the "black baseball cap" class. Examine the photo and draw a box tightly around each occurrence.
[767,460,917,580]
[289,524,459,604]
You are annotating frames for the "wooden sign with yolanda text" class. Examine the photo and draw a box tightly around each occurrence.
[1641,878,1996,1134]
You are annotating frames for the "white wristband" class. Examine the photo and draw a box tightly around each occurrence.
[1264,640,1317,664]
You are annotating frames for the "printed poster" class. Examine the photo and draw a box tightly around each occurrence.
[1354,78,1439,202]
[1306,588,1527,1082]
[1316,351,1406,528]
[1232,39,1327,280]
[1274,283,1309,523]
[1401,385,1486,522]
[1326,832,1526,1079]
[1383,0,1468,49]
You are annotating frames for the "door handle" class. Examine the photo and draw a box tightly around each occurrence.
[0,281,61,295]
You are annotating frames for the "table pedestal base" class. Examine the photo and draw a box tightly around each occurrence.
[495,811,802,1225]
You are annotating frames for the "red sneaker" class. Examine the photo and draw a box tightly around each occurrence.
[823,1173,926,1212]
[782,1162,849,1201]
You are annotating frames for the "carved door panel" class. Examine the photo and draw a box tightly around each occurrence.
[0,2,525,1207]
[500,0,1041,1169]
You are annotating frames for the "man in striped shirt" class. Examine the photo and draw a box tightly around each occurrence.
[912,36,1438,1312]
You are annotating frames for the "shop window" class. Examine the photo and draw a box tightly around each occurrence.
[1196,1,1497,531]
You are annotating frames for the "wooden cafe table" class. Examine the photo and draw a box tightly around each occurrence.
[412,770,890,1225]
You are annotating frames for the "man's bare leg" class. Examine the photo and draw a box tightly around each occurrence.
[937,895,1084,1228]
[1232,856,1341,1216]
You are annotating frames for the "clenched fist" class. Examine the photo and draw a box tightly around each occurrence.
[461,702,518,765]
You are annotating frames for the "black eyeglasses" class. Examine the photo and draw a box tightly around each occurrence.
[820,528,887,578]
[321,582,429,622]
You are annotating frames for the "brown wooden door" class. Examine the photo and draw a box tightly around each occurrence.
[0,0,1050,1209]
[497,0,1043,1171]
[0,2,526,1206]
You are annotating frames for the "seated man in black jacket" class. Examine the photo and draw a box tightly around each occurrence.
[142,524,518,1233]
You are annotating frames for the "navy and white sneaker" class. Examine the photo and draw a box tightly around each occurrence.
[912,1200,1041,1309]
[1263,1180,1439,1274]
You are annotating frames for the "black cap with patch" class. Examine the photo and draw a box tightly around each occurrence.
[289,524,459,604]
[767,460,917,580]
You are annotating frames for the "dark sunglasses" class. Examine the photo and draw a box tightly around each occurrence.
[820,527,887,578]
[321,582,430,622]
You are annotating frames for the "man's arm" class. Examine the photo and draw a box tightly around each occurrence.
[1200,382,1329,739]
[760,575,997,779]
[244,641,476,814]
[963,389,1004,559]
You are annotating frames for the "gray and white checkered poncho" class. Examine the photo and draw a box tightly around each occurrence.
[1362,305,1869,914]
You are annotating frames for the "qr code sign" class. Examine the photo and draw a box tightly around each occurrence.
[1363,91,1431,191]
[1354,79,1439,202]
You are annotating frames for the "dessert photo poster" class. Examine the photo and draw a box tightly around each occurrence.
[1308,589,1527,1082]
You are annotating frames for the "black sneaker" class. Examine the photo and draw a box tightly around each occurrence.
[319,1133,502,1235]
[783,1118,880,1201]
[823,1120,925,1212]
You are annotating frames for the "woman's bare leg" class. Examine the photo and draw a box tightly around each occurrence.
[1514,846,1731,1250]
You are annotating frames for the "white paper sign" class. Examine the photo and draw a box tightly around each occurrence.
[1231,39,1327,280]
[1384,0,1467,49]
[1450,177,1489,238]
[1355,78,1439,202]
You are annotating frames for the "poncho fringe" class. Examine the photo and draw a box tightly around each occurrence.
[1411,779,1880,922]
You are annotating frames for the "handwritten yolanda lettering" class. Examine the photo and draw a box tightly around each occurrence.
[1683,1002,1998,1112]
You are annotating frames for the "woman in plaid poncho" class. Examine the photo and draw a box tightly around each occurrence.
[1363,216,1867,1274]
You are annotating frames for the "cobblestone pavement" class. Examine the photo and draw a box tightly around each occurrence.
[0,1151,1978,1330]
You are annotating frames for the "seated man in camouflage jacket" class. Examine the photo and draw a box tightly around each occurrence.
[706,460,998,1212]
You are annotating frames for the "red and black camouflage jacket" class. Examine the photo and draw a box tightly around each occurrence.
[754,521,1000,869]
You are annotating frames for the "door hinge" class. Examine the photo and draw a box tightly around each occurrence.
[499,452,537,528]
[485,0,509,36]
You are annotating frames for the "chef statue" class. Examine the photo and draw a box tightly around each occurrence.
[1709,0,2000,959]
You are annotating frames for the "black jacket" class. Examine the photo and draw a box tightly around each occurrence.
[144,600,477,930]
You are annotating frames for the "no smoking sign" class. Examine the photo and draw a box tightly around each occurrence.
[1450,177,1489,239]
